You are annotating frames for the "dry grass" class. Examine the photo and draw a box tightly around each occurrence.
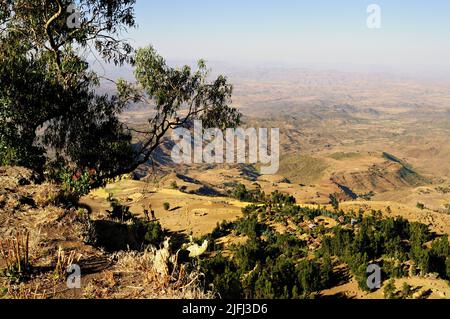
[54,247,83,280]
[111,246,214,299]
[0,230,30,278]
[5,283,43,299]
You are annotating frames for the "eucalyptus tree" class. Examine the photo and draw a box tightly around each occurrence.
[0,0,241,181]
[0,0,137,173]
[114,46,242,177]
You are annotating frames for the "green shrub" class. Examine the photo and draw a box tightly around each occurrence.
[0,139,18,166]
[401,282,412,299]
[106,194,133,222]
[232,183,265,203]
[144,221,164,246]
[0,123,45,170]
[383,279,397,299]
[163,202,170,211]
[235,215,266,239]
[45,165,100,204]
[201,255,243,299]
[359,191,375,201]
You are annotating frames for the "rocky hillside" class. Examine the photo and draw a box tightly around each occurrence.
[0,167,210,299]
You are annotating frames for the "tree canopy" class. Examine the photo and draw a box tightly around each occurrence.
[0,0,241,183]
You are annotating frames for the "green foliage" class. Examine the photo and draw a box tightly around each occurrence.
[329,194,340,210]
[106,194,134,222]
[383,279,397,299]
[401,282,412,299]
[269,190,296,206]
[201,210,329,299]
[231,183,265,203]
[42,160,102,204]
[131,46,241,130]
[1,2,241,182]
[235,215,267,239]
[201,255,243,299]
[60,167,99,202]
[0,1,136,176]
[163,202,170,211]
[409,222,431,246]
[0,117,45,169]
[429,235,449,277]
[416,202,425,210]
[144,221,164,246]
[359,191,375,201]
[431,235,449,258]
[210,221,235,239]
[319,213,446,286]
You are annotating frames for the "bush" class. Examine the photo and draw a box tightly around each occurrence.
[0,139,18,166]
[235,215,266,239]
[163,202,170,211]
[383,279,397,299]
[201,209,330,299]
[201,255,242,299]
[232,183,265,203]
[401,282,412,299]
[329,194,340,210]
[106,194,133,222]
[0,125,45,170]
[144,221,164,246]
[46,165,100,204]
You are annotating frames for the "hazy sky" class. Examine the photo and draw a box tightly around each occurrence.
[126,0,450,72]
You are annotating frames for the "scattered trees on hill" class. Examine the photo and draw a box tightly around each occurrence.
[200,190,450,298]
[201,228,332,299]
